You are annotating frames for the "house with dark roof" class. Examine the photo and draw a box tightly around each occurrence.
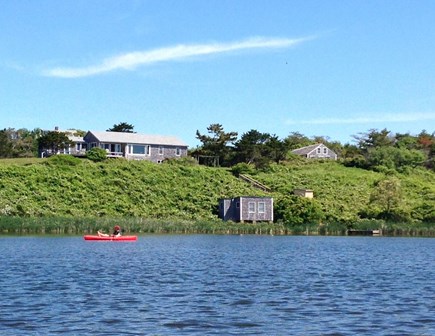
[81,131,188,162]
[291,143,337,160]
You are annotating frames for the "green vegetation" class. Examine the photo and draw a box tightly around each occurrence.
[0,156,433,235]
[86,147,107,162]
[1,124,434,235]
[0,156,260,219]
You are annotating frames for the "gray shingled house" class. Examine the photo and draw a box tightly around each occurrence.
[291,143,337,160]
[219,196,274,222]
[83,131,188,162]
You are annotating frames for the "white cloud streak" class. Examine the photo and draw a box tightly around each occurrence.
[44,36,310,78]
[286,112,435,125]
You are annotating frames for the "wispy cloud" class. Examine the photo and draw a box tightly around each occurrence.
[2,61,26,72]
[286,112,435,125]
[44,36,311,78]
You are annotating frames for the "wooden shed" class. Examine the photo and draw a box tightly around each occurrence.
[219,196,274,223]
[293,188,314,198]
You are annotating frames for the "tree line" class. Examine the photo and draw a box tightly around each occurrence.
[1,123,434,172]
[192,124,434,172]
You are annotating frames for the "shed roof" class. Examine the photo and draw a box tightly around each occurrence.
[220,196,273,200]
[86,131,188,147]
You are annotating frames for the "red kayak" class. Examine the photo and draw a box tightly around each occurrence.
[83,235,137,241]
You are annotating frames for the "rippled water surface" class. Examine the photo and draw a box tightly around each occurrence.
[1,235,434,335]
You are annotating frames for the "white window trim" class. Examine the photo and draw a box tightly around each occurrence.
[248,202,256,213]
[258,202,266,213]
[128,144,151,156]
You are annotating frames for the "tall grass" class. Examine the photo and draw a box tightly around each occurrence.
[0,216,283,235]
[2,217,433,236]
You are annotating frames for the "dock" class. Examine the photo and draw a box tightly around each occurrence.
[347,229,381,236]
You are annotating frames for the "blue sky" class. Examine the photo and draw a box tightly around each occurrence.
[1,0,434,147]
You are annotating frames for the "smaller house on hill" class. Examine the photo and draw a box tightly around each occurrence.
[219,196,274,223]
[291,143,337,160]
[83,131,188,163]
[65,135,87,156]
[41,127,86,157]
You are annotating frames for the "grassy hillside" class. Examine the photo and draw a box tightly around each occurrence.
[0,156,434,229]
[0,157,265,219]
[255,161,380,223]
[254,161,435,225]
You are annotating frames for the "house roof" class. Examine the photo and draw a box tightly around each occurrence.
[68,135,85,142]
[291,143,324,155]
[86,131,188,147]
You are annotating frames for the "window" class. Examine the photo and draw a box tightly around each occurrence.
[258,202,266,213]
[248,202,256,213]
[317,147,321,154]
[176,147,181,156]
[236,202,240,208]
[131,145,150,155]
[159,146,164,155]
[323,147,327,154]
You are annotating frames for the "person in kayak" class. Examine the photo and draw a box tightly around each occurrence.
[97,225,122,237]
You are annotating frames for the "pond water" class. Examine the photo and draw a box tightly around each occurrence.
[1,235,434,335]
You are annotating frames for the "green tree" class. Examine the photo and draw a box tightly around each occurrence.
[234,130,270,165]
[283,131,312,151]
[264,134,287,164]
[37,131,74,156]
[394,132,418,150]
[369,177,407,221]
[0,129,13,158]
[412,200,435,223]
[12,128,38,157]
[367,146,426,171]
[353,128,394,154]
[195,124,238,166]
[107,122,135,133]
[340,143,368,168]
[0,128,39,158]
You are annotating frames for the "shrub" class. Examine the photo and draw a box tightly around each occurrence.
[164,157,198,166]
[230,162,256,176]
[86,148,107,162]
[275,195,325,226]
[44,154,81,166]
